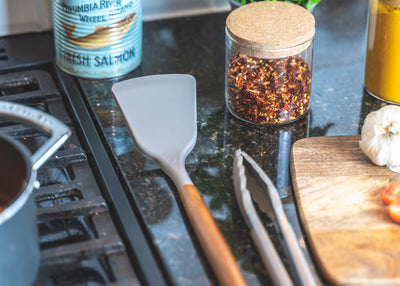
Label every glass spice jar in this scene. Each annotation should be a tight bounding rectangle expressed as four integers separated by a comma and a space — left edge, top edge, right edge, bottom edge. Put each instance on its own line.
225, 2, 315, 125
365, 0, 400, 104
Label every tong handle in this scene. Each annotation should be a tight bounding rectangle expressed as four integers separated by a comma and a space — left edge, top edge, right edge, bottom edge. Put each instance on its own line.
179, 184, 247, 286
248, 211, 294, 286
277, 210, 317, 286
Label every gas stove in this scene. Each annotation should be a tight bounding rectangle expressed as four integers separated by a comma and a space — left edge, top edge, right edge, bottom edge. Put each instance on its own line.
0, 32, 167, 286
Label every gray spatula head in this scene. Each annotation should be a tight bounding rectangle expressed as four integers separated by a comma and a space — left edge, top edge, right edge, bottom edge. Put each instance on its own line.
112, 74, 197, 183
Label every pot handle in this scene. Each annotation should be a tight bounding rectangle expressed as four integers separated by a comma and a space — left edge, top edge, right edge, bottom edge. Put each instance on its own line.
0, 101, 71, 170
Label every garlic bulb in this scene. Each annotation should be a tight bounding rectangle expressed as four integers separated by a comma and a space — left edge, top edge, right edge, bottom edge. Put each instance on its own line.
359, 105, 400, 170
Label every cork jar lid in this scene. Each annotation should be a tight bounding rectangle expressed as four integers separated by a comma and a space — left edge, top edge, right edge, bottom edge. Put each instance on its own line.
226, 1, 315, 58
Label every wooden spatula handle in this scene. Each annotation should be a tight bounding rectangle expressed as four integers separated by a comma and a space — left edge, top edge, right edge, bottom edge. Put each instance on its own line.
179, 184, 247, 286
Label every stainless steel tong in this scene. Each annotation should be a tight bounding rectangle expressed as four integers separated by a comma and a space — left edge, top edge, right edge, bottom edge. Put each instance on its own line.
233, 150, 317, 286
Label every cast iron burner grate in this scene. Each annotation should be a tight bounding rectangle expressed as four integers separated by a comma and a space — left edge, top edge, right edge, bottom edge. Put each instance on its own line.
0, 70, 139, 286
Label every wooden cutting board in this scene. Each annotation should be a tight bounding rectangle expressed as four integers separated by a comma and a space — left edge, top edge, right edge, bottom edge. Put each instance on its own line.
290, 135, 400, 286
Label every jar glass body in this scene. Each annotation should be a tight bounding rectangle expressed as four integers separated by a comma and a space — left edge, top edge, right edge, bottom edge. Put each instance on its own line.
365, 0, 400, 104
225, 31, 314, 125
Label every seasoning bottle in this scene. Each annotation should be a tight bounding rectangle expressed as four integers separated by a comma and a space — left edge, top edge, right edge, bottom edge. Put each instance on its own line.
365, 0, 400, 104
225, 2, 315, 125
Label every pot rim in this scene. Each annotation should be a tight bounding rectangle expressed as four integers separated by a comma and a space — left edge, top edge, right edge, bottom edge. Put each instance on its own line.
0, 133, 36, 225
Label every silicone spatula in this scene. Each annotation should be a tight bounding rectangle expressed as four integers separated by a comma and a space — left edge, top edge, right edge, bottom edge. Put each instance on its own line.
112, 74, 246, 286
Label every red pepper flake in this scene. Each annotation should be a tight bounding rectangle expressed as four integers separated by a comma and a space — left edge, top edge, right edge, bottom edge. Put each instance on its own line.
227, 52, 312, 124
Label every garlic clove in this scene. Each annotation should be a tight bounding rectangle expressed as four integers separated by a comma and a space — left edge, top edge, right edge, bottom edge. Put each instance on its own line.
389, 165, 400, 173
359, 105, 400, 168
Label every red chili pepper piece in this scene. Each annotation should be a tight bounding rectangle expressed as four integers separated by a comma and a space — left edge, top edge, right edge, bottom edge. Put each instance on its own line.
227, 52, 311, 124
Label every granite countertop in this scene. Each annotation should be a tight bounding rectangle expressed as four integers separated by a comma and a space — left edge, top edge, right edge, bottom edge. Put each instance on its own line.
78, 0, 388, 284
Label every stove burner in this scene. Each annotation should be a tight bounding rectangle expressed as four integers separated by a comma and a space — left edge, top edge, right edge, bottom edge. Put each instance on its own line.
0, 30, 167, 285
0, 78, 39, 96
0, 70, 141, 285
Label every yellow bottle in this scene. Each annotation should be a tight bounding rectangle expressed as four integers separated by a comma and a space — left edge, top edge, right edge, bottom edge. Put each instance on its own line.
365, 0, 400, 104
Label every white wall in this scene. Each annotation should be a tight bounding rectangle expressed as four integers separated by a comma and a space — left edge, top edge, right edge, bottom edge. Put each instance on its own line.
0, 0, 52, 36
0, 0, 230, 36
142, 0, 229, 21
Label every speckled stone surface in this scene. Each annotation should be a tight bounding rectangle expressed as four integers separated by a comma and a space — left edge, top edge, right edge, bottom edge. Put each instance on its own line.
78, 0, 390, 285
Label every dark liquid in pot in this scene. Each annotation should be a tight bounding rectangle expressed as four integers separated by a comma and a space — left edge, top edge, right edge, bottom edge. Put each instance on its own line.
0, 182, 26, 213
0, 135, 30, 214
